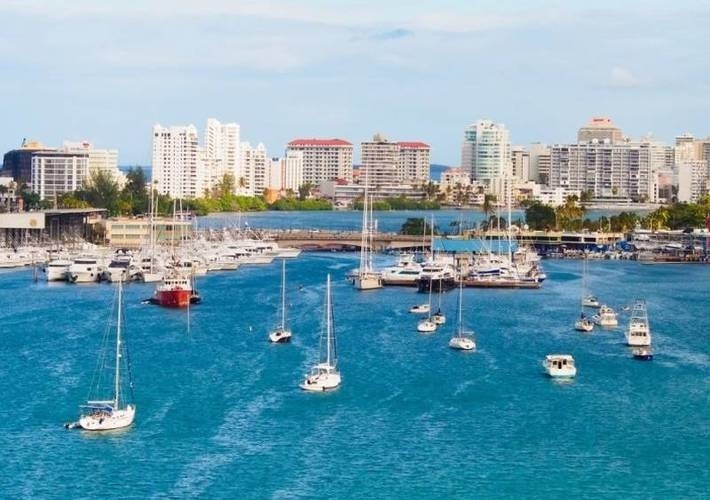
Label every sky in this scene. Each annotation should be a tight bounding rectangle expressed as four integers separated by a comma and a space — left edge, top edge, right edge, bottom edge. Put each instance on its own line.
1, 0, 709, 166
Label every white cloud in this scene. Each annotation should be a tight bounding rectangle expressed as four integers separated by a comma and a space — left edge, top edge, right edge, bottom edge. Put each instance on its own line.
609, 67, 641, 88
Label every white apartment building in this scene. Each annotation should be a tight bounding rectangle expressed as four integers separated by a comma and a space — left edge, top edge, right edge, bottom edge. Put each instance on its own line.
677, 160, 710, 202
31, 142, 121, 200
460, 120, 511, 182
397, 141, 430, 182
528, 143, 551, 184
286, 138, 353, 184
152, 124, 203, 199
267, 150, 303, 193
360, 134, 431, 187
511, 147, 529, 181
549, 140, 665, 202
204, 118, 240, 187
239, 142, 268, 196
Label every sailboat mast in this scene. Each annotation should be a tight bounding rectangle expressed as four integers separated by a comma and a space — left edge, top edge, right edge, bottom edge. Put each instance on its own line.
359, 173, 369, 274
457, 279, 463, 336
281, 259, 286, 328
325, 274, 332, 365
114, 280, 123, 408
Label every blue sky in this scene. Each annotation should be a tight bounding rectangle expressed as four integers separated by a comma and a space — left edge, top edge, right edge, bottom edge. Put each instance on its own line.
1, 0, 708, 165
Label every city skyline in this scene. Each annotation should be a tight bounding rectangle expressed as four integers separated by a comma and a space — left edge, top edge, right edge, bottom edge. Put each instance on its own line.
1, 0, 708, 165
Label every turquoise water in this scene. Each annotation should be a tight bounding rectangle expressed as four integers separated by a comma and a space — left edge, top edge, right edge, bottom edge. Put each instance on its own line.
0, 257, 708, 498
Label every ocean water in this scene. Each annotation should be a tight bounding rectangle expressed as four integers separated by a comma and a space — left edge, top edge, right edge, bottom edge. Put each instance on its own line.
0, 257, 708, 498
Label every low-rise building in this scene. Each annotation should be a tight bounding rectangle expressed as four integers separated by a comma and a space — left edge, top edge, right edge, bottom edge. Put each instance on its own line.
103, 216, 192, 248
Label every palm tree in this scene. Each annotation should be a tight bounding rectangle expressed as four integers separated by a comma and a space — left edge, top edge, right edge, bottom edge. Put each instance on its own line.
483, 194, 497, 219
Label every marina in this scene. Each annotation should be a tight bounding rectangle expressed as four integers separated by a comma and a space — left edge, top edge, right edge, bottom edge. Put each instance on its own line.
0, 248, 707, 497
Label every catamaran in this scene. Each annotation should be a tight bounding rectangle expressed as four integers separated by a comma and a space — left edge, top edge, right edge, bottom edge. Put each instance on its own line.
69, 280, 136, 430
269, 260, 292, 343
300, 274, 341, 391
448, 280, 476, 351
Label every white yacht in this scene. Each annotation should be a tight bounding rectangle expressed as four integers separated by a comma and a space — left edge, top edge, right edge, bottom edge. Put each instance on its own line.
67, 256, 104, 283
102, 252, 136, 282
543, 354, 577, 378
44, 258, 73, 282
409, 303, 430, 314
300, 274, 341, 392
380, 253, 422, 286
449, 280, 476, 351
72, 280, 136, 431
593, 305, 618, 327
626, 300, 651, 346
268, 260, 292, 344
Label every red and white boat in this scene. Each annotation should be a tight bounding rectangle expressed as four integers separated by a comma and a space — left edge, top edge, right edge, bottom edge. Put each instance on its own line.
154, 272, 192, 308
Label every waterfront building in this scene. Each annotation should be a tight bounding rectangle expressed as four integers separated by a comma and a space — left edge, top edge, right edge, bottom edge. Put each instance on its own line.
31, 142, 121, 201
1, 140, 52, 185
360, 134, 399, 187
267, 151, 304, 194
152, 124, 203, 199
205, 118, 240, 187
287, 138, 353, 184
577, 117, 624, 143
460, 120, 511, 182
528, 143, 550, 185
549, 139, 665, 202
318, 180, 426, 208
397, 141, 431, 183
104, 216, 192, 248
511, 147, 530, 181
239, 142, 268, 196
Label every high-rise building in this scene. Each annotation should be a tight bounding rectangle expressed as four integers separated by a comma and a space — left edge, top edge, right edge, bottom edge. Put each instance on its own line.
677, 160, 710, 202
30, 142, 120, 200
577, 117, 623, 143
528, 143, 551, 185
204, 118, 240, 187
549, 140, 665, 201
511, 147, 530, 181
267, 150, 304, 193
397, 141, 430, 183
152, 124, 202, 199
2, 140, 53, 185
239, 142, 268, 196
360, 134, 400, 187
460, 120, 511, 182
286, 138, 353, 184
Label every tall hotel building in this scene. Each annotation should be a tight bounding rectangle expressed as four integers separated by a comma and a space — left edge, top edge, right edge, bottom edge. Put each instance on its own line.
204, 118, 240, 186
286, 138, 353, 184
460, 120, 511, 182
152, 124, 202, 199
360, 134, 431, 186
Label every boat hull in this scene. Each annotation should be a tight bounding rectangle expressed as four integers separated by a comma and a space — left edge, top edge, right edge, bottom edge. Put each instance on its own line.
79, 405, 135, 431
449, 337, 475, 351
155, 289, 192, 308
416, 276, 457, 293
354, 274, 382, 290
269, 329, 292, 343
300, 373, 341, 391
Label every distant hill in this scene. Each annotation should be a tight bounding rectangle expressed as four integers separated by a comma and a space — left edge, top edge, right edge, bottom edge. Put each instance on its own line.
430, 164, 451, 181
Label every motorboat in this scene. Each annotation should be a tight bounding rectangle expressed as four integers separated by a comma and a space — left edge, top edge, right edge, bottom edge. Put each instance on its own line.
154, 271, 193, 308
66, 256, 104, 283
626, 300, 651, 346
380, 253, 422, 286
268, 260, 292, 344
44, 258, 73, 282
632, 347, 654, 361
300, 275, 341, 392
409, 303, 430, 314
593, 305, 618, 327
582, 294, 601, 308
543, 354, 577, 378
102, 252, 137, 283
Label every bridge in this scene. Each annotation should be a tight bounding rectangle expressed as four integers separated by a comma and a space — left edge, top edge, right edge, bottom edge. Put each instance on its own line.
272, 230, 428, 251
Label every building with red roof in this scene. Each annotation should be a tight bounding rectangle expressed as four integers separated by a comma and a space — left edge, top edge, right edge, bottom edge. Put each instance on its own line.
286, 138, 353, 184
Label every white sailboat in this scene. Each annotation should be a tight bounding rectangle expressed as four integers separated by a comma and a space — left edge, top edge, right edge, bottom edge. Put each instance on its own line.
449, 280, 476, 351
73, 280, 136, 430
575, 255, 595, 332
300, 274, 341, 392
354, 171, 382, 290
432, 279, 446, 325
417, 276, 437, 333
269, 260, 292, 343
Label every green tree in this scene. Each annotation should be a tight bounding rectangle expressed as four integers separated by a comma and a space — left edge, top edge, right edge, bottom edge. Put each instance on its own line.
482, 194, 497, 219
298, 182, 314, 201
79, 170, 121, 216
400, 217, 437, 235
121, 167, 150, 215
525, 202, 556, 230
